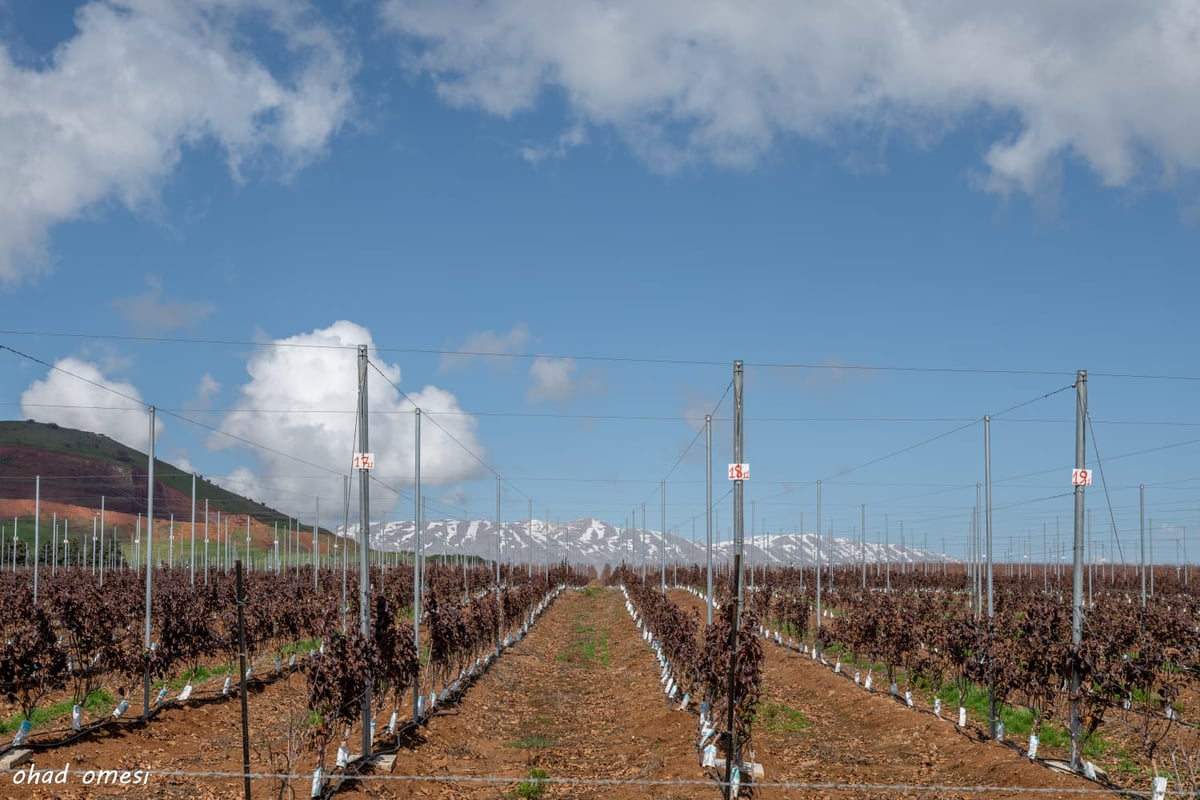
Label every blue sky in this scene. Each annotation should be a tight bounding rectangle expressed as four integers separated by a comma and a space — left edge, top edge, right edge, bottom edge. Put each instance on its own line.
1, 1, 1198, 564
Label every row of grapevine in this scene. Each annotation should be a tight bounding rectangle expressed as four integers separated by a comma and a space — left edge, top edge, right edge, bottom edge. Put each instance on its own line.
617, 570, 763, 795
0, 562, 587, 756
681, 562, 1200, 794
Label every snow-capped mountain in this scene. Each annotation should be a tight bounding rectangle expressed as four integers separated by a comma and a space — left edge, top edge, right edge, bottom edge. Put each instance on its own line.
336, 517, 953, 570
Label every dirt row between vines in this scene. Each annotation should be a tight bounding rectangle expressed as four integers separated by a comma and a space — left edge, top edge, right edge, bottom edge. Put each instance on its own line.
667, 588, 1106, 800
11, 586, 712, 800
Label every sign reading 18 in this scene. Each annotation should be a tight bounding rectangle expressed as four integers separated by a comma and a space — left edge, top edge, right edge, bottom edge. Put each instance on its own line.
728, 463, 750, 481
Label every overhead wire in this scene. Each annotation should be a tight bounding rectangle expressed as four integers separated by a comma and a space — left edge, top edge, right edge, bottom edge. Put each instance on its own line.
10, 329, 1200, 380
1086, 408, 1127, 565
365, 360, 538, 514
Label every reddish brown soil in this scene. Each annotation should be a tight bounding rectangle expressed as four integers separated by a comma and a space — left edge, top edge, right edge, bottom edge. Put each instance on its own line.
666, 589, 1105, 799
9, 587, 711, 800
4, 585, 1131, 800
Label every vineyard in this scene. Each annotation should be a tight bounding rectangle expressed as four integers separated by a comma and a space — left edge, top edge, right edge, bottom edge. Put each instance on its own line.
1, 549, 1197, 797
0, 360, 1196, 799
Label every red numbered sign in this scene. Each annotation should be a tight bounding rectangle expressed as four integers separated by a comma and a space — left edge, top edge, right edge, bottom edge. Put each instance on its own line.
728, 463, 750, 481
1071, 468, 1092, 486
353, 452, 375, 470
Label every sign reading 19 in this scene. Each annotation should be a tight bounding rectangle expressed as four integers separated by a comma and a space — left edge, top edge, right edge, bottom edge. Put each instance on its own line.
728, 463, 750, 481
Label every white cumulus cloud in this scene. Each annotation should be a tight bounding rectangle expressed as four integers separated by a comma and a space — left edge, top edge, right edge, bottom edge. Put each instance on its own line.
380, 0, 1200, 197
111, 274, 215, 331
0, 0, 355, 285
20, 357, 163, 450
213, 320, 485, 518
527, 356, 578, 404
439, 324, 532, 372
196, 373, 221, 403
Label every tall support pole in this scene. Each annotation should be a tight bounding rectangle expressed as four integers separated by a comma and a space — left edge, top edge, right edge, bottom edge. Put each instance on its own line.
341, 476, 349, 631
723, 360, 745, 800
1149, 515, 1154, 598
190, 473, 197, 587
313, 497, 319, 588
1087, 508, 1092, 606
984, 414, 995, 739
661, 480, 667, 594
495, 475, 501, 658
975, 484, 982, 615
861, 504, 867, 590
706, 414, 713, 626
144, 405, 156, 720
749, 500, 756, 591
100, 495, 106, 587
236, 560, 252, 800
33, 476, 40, 604
1140, 484, 1146, 608
641, 503, 647, 581
884, 513, 890, 592
828, 520, 835, 592
815, 480, 823, 639
1070, 370, 1087, 771
413, 408, 422, 723
203, 499, 208, 587
355, 345, 372, 758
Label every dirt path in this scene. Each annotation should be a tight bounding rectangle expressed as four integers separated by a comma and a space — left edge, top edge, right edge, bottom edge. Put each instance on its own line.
667, 588, 1106, 800
381, 585, 709, 799
8, 587, 710, 800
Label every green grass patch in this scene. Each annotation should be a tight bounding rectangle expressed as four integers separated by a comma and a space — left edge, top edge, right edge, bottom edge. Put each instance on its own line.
765, 619, 807, 638
152, 662, 231, 691
0, 688, 114, 733
511, 767, 550, 799
556, 618, 610, 667
754, 701, 811, 734
281, 638, 322, 657
579, 586, 604, 598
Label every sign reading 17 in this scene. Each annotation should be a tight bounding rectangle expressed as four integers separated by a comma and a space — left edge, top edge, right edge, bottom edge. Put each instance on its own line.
728, 463, 750, 481
353, 452, 375, 470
